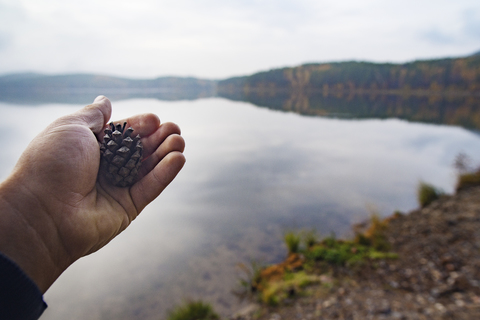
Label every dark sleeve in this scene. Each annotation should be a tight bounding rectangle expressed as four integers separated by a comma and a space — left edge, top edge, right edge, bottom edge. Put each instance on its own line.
0, 252, 47, 320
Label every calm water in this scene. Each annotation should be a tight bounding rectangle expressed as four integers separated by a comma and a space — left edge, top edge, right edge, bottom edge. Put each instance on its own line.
1, 96, 480, 319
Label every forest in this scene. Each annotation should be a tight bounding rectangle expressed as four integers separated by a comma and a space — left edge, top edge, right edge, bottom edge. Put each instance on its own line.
217, 53, 480, 95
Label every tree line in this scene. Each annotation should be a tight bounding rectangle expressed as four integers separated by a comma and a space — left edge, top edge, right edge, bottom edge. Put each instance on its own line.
218, 54, 480, 94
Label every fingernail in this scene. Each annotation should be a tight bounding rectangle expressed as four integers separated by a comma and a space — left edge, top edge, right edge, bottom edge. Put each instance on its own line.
94, 95, 106, 103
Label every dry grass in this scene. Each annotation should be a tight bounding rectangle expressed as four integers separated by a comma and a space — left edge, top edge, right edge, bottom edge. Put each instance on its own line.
456, 169, 480, 191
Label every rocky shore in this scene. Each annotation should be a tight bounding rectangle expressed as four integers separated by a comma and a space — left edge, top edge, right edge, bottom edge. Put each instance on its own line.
231, 186, 480, 320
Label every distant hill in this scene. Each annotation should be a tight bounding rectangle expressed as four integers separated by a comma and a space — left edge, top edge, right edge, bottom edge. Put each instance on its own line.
2, 53, 480, 105
0, 73, 217, 104
0, 73, 216, 92
218, 54, 480, 96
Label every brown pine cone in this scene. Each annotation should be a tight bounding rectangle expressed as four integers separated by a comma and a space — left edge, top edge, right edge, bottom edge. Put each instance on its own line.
99, 122, 143, 187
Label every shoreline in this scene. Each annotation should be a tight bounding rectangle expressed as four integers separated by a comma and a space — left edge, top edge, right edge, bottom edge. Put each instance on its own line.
231, 186, 480, 319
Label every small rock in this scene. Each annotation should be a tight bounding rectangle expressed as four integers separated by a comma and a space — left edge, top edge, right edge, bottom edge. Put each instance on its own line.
391, 311, 405, 319
416, 295, 426, 305
404, 268, 413, 277
455, 299, 465, 307
431, 284, 453, 298
434, 303, 446, 313
232, 303, 260, 319
454, 274, 471, 291
446, 263, 456, 271
431, 269, 443, 281
269, 313, 281, 320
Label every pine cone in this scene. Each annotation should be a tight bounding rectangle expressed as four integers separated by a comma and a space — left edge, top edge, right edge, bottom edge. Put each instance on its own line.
99, 122, 143, 187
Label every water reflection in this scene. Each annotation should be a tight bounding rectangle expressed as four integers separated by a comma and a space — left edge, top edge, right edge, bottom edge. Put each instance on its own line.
0, 88, 216, 105
217, 90, 480, 131
3, 85, 480, 131
1, 97, 480, 319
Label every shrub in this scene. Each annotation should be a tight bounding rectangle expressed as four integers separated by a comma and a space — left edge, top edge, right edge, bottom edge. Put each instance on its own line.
417, 182, 441, 207
167, 300, 220, 320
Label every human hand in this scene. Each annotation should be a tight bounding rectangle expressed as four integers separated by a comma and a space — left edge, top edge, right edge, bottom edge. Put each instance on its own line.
0, 96, 185, 292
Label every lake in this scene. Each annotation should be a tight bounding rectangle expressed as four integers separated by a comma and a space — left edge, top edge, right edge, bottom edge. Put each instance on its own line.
1, 94, 480, 319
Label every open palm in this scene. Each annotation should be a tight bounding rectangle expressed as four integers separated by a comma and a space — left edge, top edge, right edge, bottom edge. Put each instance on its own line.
1, 96, 185, 292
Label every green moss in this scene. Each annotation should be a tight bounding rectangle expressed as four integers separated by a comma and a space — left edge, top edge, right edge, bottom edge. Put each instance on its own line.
167, 300, 220, 320
305, 238, 395, 266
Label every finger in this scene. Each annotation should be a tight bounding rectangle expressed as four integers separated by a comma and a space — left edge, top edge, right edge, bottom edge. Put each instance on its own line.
140, 122, 182, 158
140, 134, 185, 175
131, 151, 186, 212
47, 95, 112, 141
111, 113, 161, 140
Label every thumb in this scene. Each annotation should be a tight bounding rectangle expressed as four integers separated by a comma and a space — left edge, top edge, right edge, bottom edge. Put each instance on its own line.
80, 95, 112, 134
61, 95, 112, 135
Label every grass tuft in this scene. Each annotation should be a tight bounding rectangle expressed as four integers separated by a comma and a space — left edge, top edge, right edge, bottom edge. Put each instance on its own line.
261, 271, 320, 306
302, 229, 319, 249
167, 300, 220, 320
456, 169, 480, 191
236, 260, 264, 293
361, 214, 390, 251
417, 182, 442, 207
247, 215, 397, 306
284, 231, 301, 254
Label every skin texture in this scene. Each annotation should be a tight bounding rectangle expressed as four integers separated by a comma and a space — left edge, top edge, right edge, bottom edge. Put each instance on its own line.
0, 96, 186, 293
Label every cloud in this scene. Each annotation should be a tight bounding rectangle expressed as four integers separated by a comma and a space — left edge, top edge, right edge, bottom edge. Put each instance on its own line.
463, 9, 480, 39
0, 33, 10, 52
0, 0, 479, 78
422, 29, 456, 45
420, 6, 480, 50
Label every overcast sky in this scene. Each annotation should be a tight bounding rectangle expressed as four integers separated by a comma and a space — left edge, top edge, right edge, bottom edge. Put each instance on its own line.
0, 0, 479, 79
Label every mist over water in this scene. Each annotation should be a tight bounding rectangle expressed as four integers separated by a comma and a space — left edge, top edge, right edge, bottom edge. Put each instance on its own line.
1, 97, 480, 319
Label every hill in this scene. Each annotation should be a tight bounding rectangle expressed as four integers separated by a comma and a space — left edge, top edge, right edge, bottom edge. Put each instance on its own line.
218, 55, 480, 95
0, 73, 217, 104
0, 73, 216, 91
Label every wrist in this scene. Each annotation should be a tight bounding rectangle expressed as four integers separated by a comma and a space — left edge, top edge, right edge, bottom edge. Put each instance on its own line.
0, 175, 69, 293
